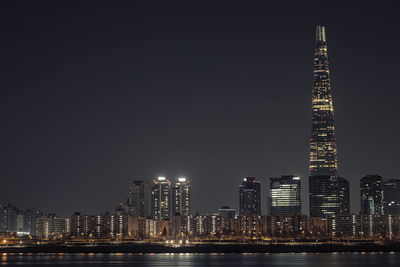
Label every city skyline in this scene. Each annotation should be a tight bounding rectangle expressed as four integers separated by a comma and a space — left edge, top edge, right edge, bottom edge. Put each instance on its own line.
1, 2, 400, 216
4, 173, 400, 240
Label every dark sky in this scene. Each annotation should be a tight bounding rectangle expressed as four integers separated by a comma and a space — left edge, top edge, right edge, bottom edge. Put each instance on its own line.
1, 1, 400, 216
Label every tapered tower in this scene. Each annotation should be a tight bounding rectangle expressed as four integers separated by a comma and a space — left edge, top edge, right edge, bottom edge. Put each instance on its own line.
309, 25, 338, 176
308, 26, 349, 218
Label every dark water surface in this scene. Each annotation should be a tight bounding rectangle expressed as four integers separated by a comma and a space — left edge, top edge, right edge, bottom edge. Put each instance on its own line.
1, 253, 400, 266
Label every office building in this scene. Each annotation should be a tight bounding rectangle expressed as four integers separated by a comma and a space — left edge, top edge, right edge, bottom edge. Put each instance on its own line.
308, 26, 350, 218
309, 25, 338, 177
269, 175, 301, 215
309, 175, 350, 217
239, 177, 261, 216
360, 175, 384, 215
383, 178, 400, 214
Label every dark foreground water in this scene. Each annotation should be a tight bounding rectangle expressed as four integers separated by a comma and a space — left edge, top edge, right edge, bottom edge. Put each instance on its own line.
1, 253, 400, 266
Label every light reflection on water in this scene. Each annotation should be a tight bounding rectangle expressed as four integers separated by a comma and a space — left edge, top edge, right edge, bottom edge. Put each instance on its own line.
1, 253, 400, 266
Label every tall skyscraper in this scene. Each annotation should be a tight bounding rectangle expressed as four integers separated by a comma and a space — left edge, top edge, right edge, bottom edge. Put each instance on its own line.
269, 175, 301, 215
309, 175, 350, 217
128, 180, 151, 217
360, 175, 384, 215
172, 177, 191, 217
238, 177, 261, 216
308, 26, 349, 218
151, 177, 171, 220
309, 25, 338, 177
383, 178, 400, 214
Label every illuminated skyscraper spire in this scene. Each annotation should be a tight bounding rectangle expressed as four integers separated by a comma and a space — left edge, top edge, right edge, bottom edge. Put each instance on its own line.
309, 26, 338, 176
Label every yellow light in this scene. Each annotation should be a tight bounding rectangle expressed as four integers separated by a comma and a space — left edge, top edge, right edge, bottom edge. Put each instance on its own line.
2, 239, 6, 244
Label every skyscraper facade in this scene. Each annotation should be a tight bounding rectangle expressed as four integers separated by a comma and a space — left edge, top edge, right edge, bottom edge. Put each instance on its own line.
269, 175, 301, 215
151, 177, 171, 220
239, 177, 261, 216
128, 180, 151, 217
308, 26, 349, 218
383, 178, 400, 214
309, 175, 350, 218
360, 175, 384, 215
309, 25, 338, 177
172, 177, 191, 217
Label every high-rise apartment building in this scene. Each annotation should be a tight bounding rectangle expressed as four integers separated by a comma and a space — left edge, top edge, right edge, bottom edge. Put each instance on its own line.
23, 207, 41, 236
172, 177, 191, 217
151, 177, 171, 220
36, 214, 69, 238
269, 175, 301, 215
239, 177, 261, 216
383, 178, 400, 214
0, 203, 18, 231
128, 180, 151, 217
360, 175, 384, 215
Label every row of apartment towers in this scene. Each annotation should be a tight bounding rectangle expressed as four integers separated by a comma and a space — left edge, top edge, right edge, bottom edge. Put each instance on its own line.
129, 26, 400, 220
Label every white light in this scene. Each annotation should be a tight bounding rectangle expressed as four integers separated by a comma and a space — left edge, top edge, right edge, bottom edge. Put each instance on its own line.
293, 177, 300, 180
243, 178, 247, 182
158, 177, 166, 181
178, 177, 186, 182
16, 231, 30, 236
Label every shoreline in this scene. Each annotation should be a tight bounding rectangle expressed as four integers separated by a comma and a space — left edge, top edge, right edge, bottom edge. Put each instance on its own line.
1, 243, 400, 254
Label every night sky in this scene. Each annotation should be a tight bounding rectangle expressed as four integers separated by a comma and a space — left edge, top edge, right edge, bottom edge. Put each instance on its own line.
1, 1, 400, 216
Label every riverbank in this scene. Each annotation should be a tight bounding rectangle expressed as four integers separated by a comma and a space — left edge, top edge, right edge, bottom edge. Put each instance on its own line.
1, 243, 400, 253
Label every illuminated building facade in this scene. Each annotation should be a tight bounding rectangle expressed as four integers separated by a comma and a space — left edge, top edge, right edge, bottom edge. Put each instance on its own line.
360, 175, 384, 215
269, 175, 301, 215
309, 175, 350, 217
267, 214, 309, 238
309, 25, 338, 177
151, 177, 171, 220
36, 214, 69, 239
327, 214, 400, 239
239, 177, 261, 216
172, 177, 191, 217
308, 26, 349, 218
